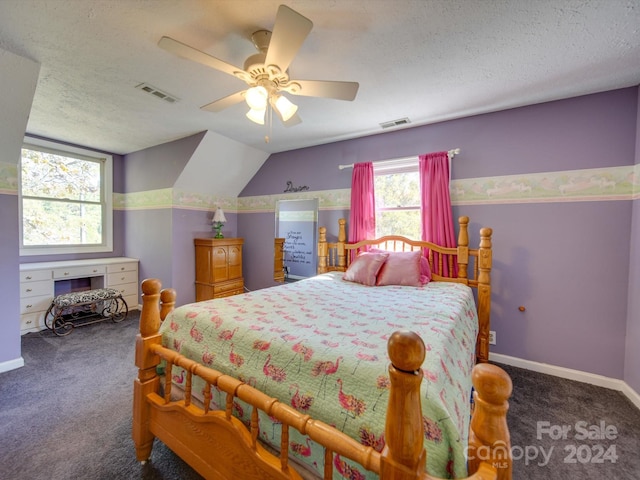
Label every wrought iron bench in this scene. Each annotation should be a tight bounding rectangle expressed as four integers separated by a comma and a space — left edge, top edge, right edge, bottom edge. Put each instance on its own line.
44, 288, 128, 336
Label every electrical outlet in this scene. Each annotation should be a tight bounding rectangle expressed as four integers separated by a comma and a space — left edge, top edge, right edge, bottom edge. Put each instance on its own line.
489, 330, 496, 345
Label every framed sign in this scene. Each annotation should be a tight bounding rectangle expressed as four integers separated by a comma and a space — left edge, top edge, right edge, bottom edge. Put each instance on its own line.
275, 198, 318, 280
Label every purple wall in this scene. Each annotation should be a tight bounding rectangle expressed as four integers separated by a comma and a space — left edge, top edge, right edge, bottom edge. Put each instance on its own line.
239, 88, 638, 381
0, 193, 21, 363
624, 93, 640, 393
122, 133, 239, 306
123, 207, 239, 307
627, 199, 640, 392
124, 132, 205, 192
242, 89, 637, 196
171, 209, 238, 306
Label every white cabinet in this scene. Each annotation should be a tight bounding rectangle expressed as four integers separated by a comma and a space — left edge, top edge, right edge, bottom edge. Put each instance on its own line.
19, 257, 139, 335
19, 277, 53, 333
106, 262, 139, 308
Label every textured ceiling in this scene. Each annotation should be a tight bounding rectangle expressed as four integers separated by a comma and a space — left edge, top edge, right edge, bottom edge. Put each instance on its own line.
0, 0, 639, 155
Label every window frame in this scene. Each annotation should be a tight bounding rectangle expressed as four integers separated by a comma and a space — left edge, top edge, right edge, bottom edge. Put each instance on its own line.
373, 156, 421, 239
19, 137, 113, 256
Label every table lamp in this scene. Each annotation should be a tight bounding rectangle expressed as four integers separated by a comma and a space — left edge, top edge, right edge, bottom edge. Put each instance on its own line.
212, 207, 227, 238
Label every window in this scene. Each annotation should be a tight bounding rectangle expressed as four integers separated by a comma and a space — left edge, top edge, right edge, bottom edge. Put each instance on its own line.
19, 138, 113, 256
374, 157, 421, 240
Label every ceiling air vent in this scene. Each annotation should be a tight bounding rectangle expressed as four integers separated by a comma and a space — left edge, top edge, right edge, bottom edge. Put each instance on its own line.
380, 117, 411, 129
135, 83, 179, 103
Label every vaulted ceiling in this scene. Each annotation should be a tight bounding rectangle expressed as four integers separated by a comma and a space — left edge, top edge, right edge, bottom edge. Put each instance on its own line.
1, 0, 639, 155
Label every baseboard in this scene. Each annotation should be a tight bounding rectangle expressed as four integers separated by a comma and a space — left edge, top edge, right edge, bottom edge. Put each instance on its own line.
489, 352, 640, 411
620, 382, 640, 411
0, 357, 25, 374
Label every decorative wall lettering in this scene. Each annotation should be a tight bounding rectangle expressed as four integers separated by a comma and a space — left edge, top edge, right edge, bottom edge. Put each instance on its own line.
284, 181, 310, 193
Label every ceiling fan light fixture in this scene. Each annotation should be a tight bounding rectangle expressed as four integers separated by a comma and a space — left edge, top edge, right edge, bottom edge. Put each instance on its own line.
245, 86, 268, 109
159, 5, 358, 133
246, 107, 266, 125
273, 95, 298, 122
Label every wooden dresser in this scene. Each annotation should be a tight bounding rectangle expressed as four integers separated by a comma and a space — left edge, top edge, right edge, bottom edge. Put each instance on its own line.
274, 238, 285, 282
194, 238, 244, 301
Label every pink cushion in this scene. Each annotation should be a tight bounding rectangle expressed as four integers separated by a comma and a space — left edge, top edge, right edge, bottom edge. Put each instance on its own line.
419, 256, 431, 283
342, 252, 389, 286
375, 250, 424, 287
370, 248, 431, 284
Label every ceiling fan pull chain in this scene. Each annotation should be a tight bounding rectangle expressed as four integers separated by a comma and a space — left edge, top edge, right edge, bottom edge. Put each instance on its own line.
265, 103, 272, 144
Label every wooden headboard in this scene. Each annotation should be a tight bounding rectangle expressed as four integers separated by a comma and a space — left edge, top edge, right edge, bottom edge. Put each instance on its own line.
317, 216, 493, 363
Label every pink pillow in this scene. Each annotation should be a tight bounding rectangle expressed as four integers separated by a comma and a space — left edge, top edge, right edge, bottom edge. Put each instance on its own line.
371, 248, 431, 285
419, 256, 431, 283
375, 250, 424, 287
342, 252, 389, 286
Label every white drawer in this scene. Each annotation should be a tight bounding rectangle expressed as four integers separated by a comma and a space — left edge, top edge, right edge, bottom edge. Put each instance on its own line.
21, 312, 46, 333
110, 282, 137, 298
107, 270, 138, 286
20, 294, 52, 314
20, 269, 52, 282
53, 265, 105, 279
20, 280, 52, 298
107, 262, 137, 274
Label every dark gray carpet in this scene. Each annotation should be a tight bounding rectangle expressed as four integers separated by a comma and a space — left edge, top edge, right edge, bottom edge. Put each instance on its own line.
0, 313, 638, 479
498, 363, 640, 479
0, 313, 200, 480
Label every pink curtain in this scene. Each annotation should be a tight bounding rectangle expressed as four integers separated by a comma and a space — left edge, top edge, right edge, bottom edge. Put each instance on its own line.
349, 162, 375, 244
419, 151, 457, 277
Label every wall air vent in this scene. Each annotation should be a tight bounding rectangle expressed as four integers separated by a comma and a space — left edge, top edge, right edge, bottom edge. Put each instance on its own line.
135, 83, 179, 103
380, 117, 411, 129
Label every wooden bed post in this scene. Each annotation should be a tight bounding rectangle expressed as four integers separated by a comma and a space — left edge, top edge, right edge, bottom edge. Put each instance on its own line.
160, 287, 176, 321
457, 216, 470, 280
468, 363, 513, 480
318, 226, 329, 274
476, 228, 493, 363
336, 217, 347, 269
317, 218, 347, 273
380, 330, 427, 479
132, 278, 175, 463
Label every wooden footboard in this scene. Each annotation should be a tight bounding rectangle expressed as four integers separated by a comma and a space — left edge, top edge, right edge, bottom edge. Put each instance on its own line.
133, 279, 512, 480
317, 216, 493, 364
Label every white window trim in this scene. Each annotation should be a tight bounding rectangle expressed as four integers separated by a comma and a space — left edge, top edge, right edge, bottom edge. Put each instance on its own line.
374, 156, 420, 212
372, 156, 418, 175
19, 137, 113, 256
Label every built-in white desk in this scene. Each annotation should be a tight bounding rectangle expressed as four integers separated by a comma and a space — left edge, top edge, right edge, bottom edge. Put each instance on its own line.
19, 257, 139, 334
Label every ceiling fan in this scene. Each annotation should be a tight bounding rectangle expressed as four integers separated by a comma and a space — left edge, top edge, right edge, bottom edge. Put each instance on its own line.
158, 4, 359, 129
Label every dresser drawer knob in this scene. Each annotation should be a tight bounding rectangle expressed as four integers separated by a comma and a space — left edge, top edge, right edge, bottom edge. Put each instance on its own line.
26, 288, 32, 292
26, 304, 33, 309
26, 275, 32, 280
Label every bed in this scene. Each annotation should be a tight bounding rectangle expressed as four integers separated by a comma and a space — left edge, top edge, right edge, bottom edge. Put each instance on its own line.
133, 216, 512, 480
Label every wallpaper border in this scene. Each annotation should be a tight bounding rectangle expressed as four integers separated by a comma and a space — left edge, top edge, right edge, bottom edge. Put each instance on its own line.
2, 163, 639, 207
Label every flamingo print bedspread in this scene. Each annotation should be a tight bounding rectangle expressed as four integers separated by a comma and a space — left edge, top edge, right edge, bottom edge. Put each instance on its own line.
159, 272, 478, 479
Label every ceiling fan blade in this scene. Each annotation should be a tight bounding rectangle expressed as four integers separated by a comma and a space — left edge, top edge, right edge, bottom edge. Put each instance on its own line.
264, 5, 313, 73
287, 80, 359, 101
158, 36, 242, 77
200, 90, 246, 112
